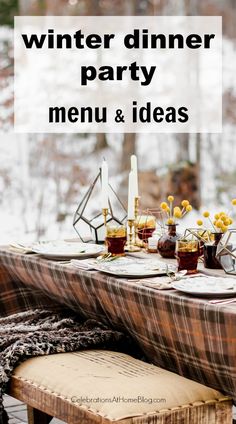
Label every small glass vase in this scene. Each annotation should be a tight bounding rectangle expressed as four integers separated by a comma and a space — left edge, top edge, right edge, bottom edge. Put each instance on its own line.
204, 232, 223, 269
158, 224, 180, 259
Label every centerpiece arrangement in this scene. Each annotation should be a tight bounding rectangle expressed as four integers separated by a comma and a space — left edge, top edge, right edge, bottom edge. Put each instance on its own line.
157, 196, 192, 258
196, 204, 235, 268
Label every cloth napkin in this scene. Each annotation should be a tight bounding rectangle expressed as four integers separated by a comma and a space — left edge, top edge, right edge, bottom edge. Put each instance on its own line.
133, 276, 173, 290
133, 273, 207, 290
70, 259, 96, 271
8, 243, 35, 254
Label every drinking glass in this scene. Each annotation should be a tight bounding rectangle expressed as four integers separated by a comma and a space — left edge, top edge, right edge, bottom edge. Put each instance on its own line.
106, 224, 127, 256
137, 213, 156, 243
176, 240, 199, 274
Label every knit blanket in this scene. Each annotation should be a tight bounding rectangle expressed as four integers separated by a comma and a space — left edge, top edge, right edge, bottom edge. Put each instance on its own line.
0, 309, 133, 424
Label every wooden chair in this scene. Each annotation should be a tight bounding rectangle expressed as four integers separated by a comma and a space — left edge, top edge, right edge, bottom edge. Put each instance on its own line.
8, 350, 232, 424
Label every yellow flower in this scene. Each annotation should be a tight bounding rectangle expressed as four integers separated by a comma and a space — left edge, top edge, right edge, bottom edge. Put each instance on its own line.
221, 215, 228, 223
167, 195, 174, 202
186, 205, 192, 212
232, 199, 236, 206
221, 225, 228, 233
181, 200, 189, 208
219, 212, 226, 217
173, 210, 182, 218
161, 202, 168, 210
197, 219, 203, 226
203, 211, 210, 218
214, 213, 219, 220
167, 218, 174, 225
228, 218, 233, 225
215, 220, 224, 229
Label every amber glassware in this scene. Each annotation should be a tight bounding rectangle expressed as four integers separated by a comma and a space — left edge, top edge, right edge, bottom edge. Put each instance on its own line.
136, 214, 156, 243
176, 240, 199, 274
158, 224, 181, 259
106, 224, 127, 256
204, 232, 223, 269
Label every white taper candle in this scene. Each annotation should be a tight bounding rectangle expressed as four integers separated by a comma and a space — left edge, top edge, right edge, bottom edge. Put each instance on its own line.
131, 154, 139, 197
128, 171, 135, 220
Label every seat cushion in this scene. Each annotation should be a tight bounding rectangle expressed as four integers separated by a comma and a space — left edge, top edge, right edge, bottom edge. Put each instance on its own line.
13, 350, 229, 421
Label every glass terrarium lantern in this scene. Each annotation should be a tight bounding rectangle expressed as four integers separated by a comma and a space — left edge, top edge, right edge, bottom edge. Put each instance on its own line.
73, 171, 127, 244
216, 229, 236, 274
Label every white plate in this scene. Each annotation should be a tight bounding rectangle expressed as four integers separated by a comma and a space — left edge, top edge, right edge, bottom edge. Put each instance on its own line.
172, 276, 236, 297
93, 258, 175, 278
31, 241, 104, 259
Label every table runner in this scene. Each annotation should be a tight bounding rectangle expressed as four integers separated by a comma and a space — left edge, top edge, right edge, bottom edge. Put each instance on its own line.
0, 247, 236, 401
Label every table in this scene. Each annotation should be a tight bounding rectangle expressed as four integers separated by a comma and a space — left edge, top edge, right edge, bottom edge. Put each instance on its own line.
0, 247, 236, 401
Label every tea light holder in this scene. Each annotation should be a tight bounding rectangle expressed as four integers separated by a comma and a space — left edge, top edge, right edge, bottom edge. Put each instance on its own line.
73, 170, 127, 244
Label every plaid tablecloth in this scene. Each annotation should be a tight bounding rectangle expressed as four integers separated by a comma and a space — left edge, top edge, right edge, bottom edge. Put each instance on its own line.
0, 247, 236, 400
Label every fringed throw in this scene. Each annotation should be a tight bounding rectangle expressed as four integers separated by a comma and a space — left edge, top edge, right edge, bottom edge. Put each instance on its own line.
0, 309, 132, 424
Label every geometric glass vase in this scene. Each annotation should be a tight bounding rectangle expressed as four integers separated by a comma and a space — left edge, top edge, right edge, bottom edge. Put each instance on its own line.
216, 229, 236, 275
73, 170, 127, 244
184, 228, 211, 243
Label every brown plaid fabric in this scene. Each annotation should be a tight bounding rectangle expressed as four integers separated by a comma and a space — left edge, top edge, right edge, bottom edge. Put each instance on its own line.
0, 252, 64, 316
0, 247, 236, 400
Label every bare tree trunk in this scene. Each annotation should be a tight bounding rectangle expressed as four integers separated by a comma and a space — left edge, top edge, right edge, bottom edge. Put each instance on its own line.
123, 0, 137, 15
120, 133, 136, 173
94, 133, 108, 151
36, 191, 45, 239
85, 0, 101, 15
176, 133, 190, 162
19, 0, 45, 14
45, 0, 58, 14
195, 132, 201, 208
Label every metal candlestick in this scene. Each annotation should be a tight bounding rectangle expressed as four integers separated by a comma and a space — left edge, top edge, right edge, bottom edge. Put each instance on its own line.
102, 207, 109, 249
134, 196, 143, 248
134, 196, 140, 221
125, 219, 141, 252
102, 208, 109, 229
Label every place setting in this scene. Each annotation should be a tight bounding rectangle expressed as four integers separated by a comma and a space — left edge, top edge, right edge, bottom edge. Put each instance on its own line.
9, 240, 104, 260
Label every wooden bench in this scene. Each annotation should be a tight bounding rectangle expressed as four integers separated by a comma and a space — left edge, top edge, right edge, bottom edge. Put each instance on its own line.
8, 350, 232, 424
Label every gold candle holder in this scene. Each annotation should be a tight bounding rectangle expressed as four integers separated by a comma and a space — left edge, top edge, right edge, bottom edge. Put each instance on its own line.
134, 196, 140, 220
102, 208, 109, 248
125, 219, 141, 252
102, 208, 109, 228
134, 196, 143, 248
